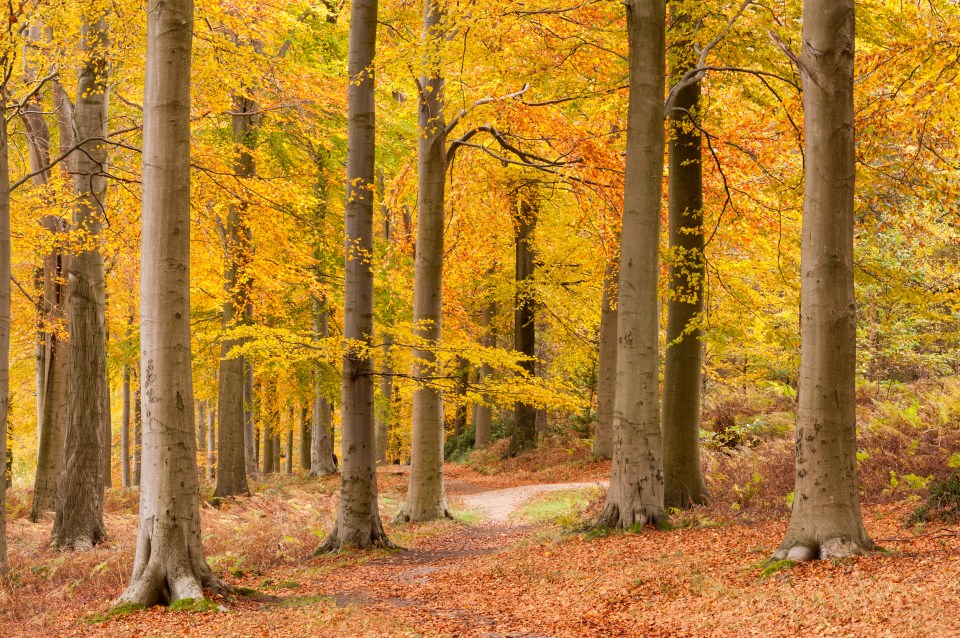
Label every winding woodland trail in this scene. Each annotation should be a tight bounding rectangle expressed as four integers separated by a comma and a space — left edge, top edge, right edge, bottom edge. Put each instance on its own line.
457, 481, 606, 522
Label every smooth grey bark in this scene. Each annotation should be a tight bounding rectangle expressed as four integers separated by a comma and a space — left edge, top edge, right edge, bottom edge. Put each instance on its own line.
0, 85, 12, 571
53, 14, 111, 550
598, 0, 666, 529
285, 418, 294, 474
207, 409, 215, 480
25, 23, 70, 522
121, 363, 131, 488
119, 0, 226, 605
374, 336, 393, 464
133, 381, 141, 487
773, 0, 873, 561
398, 0, 451, 523
300, 405, 310, 471
214, 94, 256, 498
453, 355, 470, 439
661, 19, 707, 509
322, 0, 390, 549
243, 353, 257, 477
509, 193, 537, 457
473, 301, 496, 449
592, 264, 617, 460
311, 296, 336, 475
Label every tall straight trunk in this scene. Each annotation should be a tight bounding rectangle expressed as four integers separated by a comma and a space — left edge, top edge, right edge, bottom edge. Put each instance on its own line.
374, 336, 393, 464
243, 352, 257, 477
773, 0, 873, 561
263, 421, 274, 473
311, 296, 336, 475
593, 263, 617, 459
400, 0, 450, 523
598, 0, 666, 529
207, 409, 215, 480
453, 356, 469, 440
510, 193, 537, 456
197, 401, 207, 474
26, 23, 70, 522
285, 415, 293, 474
661, 18, 707, 508
299, 405, 310, 471
473, 301, 496, 449
0, 84, 12, 571
133, 380, 141, 487
120, 0, 226, 605
121, 363, 131, 487
322, 0, 389, 549
272, 431, 281, 474
214, 94, 256, 498
53, 14, 111, 549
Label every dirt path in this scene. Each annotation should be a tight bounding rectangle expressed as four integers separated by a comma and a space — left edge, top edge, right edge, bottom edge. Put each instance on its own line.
457, 481, 606, 522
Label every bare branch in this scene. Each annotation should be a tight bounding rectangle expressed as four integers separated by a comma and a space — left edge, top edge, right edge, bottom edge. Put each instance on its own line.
444, 83, 529, 136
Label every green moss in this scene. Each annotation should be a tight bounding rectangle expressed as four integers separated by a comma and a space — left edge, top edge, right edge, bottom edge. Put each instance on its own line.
759, 559, 797, 579
169, 597, 222, 613
83, 602, 146, 624
276, 595, 331, 608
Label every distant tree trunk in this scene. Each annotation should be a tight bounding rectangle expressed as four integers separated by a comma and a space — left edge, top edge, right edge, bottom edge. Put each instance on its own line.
0, 78, 12, 571
598, 0, 666, 529
322, 0, 390, 549
374, 337, 393, 465
53, 13, 111, 549
272, 430, 281, 475
593, 263, 617, 459
400, 0, 451, 523
300, 405, 310, 471
121, 363, 131, 488
285, 413, 293, 474
214, 93, 256, 498
311, 296, 336, 475
243, 353, 257, 477
661, 16, 707, 508
773, 0, 873, 562
197, 401, 207, 475
119, 0, 227, 605
207, 408, 215, 480
454, 355, 470, 440
510, 192, 537, 456
473, 301, 496, 449
263, 422, 274, 474
25, 22, 70, 522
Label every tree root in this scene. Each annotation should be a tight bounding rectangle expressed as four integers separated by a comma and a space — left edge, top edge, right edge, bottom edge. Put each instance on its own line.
772, 535, 876, 562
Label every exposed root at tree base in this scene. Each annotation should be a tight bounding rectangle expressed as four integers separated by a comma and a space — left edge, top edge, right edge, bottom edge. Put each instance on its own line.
773, 536, 877, 562
317, 528, 396, 554
594, 502, 664, 531
392, 505, 454, 525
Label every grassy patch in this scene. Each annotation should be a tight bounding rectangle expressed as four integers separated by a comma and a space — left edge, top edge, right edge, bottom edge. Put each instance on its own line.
512, 487, 599, 527
169, 597, 223, 613
276, 595, 332, 608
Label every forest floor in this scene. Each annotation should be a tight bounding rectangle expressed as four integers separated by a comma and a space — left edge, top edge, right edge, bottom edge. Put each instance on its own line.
4, 437, 960, 637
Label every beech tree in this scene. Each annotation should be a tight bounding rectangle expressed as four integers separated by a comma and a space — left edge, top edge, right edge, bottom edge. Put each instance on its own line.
592, 264, 616, 460
119, 0, 226, 604
472, 299, 496, 449
772, 0, 874, 561
322, 0, 390, 549
661, 10, 708, 509
53, 12, 111, 549
509, 189, 538, 456
598, 0, 667, 529
398, 0, 452, 523
0, 33, 12, 571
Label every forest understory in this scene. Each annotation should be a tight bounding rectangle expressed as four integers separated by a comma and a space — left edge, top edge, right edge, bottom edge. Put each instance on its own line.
4, 379, 960, 638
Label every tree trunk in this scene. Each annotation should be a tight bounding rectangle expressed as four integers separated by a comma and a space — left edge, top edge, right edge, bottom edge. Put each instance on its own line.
197, 401, 207, 474
311, 296, 336, 475
598, 0, 666, 529
322, 0, 389, 549
473, 301, 495, 449
661, 16, 707, 509
53, 13, 111, 549
263, 420, 274, 474
0, 83, 12, 571
133, 380, 141, 487
510, 192, 537, 456
121, 363, 131, 488
453, 355, 469, 441
399, 0, 451, 523
207, 406, 215, 480
300, 405, 310, 471
374, 337, 392, 464
214, 94, 256, 498
593, 264, 617, 459
773, 0, 873, 562
119, 0, 227, 605
285, 417, 293, 475
25, 21, 70, 522
243, 353, 257, 477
